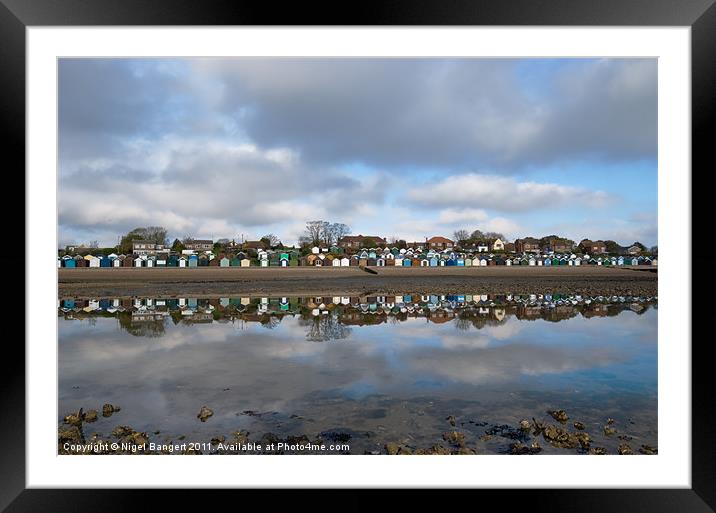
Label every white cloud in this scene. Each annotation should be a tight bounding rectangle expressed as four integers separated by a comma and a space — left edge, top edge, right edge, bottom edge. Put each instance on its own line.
407, 173, 611, 212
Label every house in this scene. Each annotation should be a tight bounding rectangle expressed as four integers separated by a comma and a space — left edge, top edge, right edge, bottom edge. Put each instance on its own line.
338, 235, 387, 250
132, 240, 170, 256
627, 244, 643, 255
184, 239, 214, 252
427, 236, 454, 250
579, 239, 607, 254
514, 237, 541, 253
504, 242, 516, 253
492, 238, 505, 251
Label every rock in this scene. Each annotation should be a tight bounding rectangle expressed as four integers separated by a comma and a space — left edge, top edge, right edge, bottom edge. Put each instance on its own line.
177, 435, 186, 440
232, 430, 250, 444
385, 442, 400, 455
446, 415, 457, 427
112, 426, 134, 438
573, 421, 585, 430
442, 431, 466, 447
639, 444, 658, 455
519, 419, 531, 431
454, 447, 476, 455
542, 425, 580, 449
589, 447, 607, 455
603, 426, 617, 436
286, 434, 310, 445
618, 434, 633, 441
574, 432, 592, 449
426, 444, 451, 455
211, 435, 226, 445
548, 410, 569, 423
606, 418, 615, 425
197, 406, 214, 422
530, 441, 542, 453
102, 404, 119, 418
510, 441, 541, 455
618, 443, 634, 455
479, 434, 493, 442
63, 412, 83, 427
259, 432, 279, 445
58, 426, 82, 444
82, 410, 98, 423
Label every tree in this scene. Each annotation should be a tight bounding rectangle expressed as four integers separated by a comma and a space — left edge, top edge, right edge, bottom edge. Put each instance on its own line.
453, 229, 470, 243
89, 240, 99, 249
362, 237, 376, 248
171, 238, 185, 252
483, 231, 506, 241
469, 229, 484, 240
118, 226, 169, 254
327, 223, 350, 246
261, 233, 281, 247
305, 220, 327, 246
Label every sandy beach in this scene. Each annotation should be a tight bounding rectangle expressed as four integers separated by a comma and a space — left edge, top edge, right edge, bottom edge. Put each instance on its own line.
58, 266, 657, 298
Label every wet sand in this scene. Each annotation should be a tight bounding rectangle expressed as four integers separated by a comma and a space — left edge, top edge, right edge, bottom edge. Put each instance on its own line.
58, 266, 657, 298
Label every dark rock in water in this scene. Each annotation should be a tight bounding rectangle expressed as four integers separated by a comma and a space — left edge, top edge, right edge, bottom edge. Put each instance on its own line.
603, 426, 617, 436
318, 430, 352, 443
58, 426, 82, 444
479, 434, 493, 442
454, 447, 477, 455
442, 431, 466, 447
112, 426, 134, 438
414, 444, 451, 455
260, 432, 280, 445
385, 442, 413, 455
197, 406, 214, 422
232, 430, 250, 444
573, 421, 585, 430
542, 425, 580, 449
63, 411, 83, 427
286, 434, 310, 445
574, 432, 591, 449
519, 419, 531, 431
606, 418, 615, 425
548, 410, 569, 423
446, 415, 457, 427
485, 424, 524, 440
509, 441, 542, 455
153, 430, 161, 435
82, 410, 98, 423
589, 447, 607, 455
618, 434, 633, 441
102, 404, 120, 418
240, 410, 261, 417
177, 435, 186, 441
639, 444, 658, 455
618, 443, 634, 455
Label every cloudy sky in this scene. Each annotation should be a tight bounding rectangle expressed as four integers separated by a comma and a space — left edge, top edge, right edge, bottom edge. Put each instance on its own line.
58, 58, 657, 248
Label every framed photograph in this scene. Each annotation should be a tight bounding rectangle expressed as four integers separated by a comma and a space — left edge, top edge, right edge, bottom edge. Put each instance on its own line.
5, 0, 709, 510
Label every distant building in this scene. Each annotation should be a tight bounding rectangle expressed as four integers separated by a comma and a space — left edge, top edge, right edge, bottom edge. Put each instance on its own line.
514, 237, 541, 253
132, 240, 169, 256
184, 239, 213, 252
579, 239, 607, 254
426, 236, 454, 250
338, 235, 387, 250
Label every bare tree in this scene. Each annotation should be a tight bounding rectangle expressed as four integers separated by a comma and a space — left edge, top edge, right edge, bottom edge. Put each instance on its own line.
327, 223, 350, 246
305, 220, 328, 245
453, 229, 470, 243
261, 233, 281, 247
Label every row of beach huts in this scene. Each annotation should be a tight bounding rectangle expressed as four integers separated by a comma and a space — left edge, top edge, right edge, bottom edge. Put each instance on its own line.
58, 248, 658, 268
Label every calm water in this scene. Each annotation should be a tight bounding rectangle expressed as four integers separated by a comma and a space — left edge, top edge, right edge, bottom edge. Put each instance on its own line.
58, 294, 657, 454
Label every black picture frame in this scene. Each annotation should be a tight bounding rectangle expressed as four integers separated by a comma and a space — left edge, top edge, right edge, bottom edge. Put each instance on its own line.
3, 0, 708, 510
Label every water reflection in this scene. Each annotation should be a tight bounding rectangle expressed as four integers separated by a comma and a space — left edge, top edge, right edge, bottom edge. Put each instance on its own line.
58, 293, 657, 454
58, 293, 657, 341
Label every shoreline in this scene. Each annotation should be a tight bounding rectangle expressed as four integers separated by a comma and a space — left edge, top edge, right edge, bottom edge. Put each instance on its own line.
58, 266, 657, 299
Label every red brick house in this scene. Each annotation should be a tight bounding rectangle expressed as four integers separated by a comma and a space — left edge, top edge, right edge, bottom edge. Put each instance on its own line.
338, 235, 387, 250
579, 239, 607, 254
427, 236, 454, 250
514, 237, 541, 253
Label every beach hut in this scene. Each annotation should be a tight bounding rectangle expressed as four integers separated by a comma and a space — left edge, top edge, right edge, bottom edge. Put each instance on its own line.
651, 258, 658, 267
188, 255, 198, 267
85, 255, 100, 268
505, 258, 512, 266
63, 256, 76, 268
367, 258, 377, 266
420, 258, 429, 267
199, 255, 210, 267
230, 256, 241, 267
220, 256, 230, 267
630, 257, 639, 266
332, 256, 341, 267
338, 257, 349, 267
167, 255, 177, 267
480, 258, 488, 267
456, 258, 465, 266
241, 258, 250, 267
403, 258, 412, 267
617, 256, 625, 266
178, 256, 187, 268
145, 256, 155, 268
133, 256, 144, 267
112, 255, 123, 267
99, 255, 112, 267
376, 257, 386, 266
